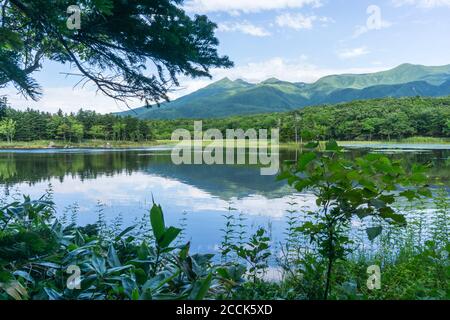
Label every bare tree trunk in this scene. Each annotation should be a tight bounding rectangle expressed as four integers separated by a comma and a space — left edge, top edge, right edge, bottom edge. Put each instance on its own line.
324, 255, 334, 300
324, 224, 335, 300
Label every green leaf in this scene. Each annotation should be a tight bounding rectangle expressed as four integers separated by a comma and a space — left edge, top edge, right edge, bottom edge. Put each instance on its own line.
0, 28, 23, 50
410, 172, 427, 184
369, 199, 386, 209
366, 226, 382, 241
216, 268, 230, 279
150, 203, 165, 241
294, 179, 311, 191
132, 288, 140, 300
345, 190, 363, 203
116, 225, 136, 240
276, 171, 292, 181
107, 244, 121, 268
142, 270, 180, 295
356, 208, 372, 219
379, 194, 395, 205
12, 271, 34, 284
158, 227, 182, 248
304, 141, 319, 149
189, 273, 213, 300
418, 188, 432, 198
400, 190, 418, 201
346, 170, 360, 181
179, 242, 190, 261
325, 140, 341, 151
93, 0, 114, 15
365, 153, 383, 162
44, 287, 62, 300
91, 255, 107, 275
137, 241, 150, 260
121, 277, 137, 299
297, 152, 316, 171
33, 262, 61, 269
380, 208, 406, 225
105, 265, 133, 275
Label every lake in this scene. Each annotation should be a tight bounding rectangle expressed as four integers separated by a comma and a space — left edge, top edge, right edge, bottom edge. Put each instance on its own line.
0, 145, 449, 253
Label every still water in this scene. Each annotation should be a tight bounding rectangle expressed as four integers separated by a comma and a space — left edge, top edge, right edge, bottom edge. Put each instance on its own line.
0, 145, 449, 253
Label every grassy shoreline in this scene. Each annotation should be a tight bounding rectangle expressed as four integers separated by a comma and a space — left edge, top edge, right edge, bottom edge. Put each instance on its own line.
337, 136, 450, 145
0, 136, 449, 150
0, 139, 174, 150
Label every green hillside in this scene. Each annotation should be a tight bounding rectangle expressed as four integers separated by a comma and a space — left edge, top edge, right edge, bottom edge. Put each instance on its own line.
147, 96, 450, 142
118, 64, 450, 119
309, 63, 450, 94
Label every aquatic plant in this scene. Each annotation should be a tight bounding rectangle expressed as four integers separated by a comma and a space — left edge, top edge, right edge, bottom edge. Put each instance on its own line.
278, 141, 432, 299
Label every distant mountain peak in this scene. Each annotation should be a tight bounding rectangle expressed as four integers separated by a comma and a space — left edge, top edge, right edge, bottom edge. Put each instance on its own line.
396, 63, 415, 68
390, 63, 424, 72
262, 77, 282, 84
206, 77, 236, 89
117, 63, 450, 120
216, 77, 232, 83
234, 78, 253, 86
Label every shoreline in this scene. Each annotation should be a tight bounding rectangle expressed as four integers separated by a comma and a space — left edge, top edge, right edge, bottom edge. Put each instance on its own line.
0, 138, 449, 151
0, 140, 173, 150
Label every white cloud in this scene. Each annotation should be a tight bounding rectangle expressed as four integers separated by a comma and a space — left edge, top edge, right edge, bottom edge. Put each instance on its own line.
211, 57, 384, 82
337, 47, 371, 59
392, 0, 450, 8
172, 57, 387, 99
275, 13, 317, 30
318, 16, 335, 26
184, 0, 322, 14
3, 85, 142, 114
218, 21, 271, 37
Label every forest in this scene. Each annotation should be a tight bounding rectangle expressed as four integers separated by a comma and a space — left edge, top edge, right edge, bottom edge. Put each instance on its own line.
1, 96, 449, 144
149, 96, 450, 142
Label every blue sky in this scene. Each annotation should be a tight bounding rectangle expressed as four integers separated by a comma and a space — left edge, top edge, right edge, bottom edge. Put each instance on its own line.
5, 0, 450, 113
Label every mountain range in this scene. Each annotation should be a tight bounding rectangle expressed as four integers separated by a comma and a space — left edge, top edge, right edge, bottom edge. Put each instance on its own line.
118, 63, 450, 119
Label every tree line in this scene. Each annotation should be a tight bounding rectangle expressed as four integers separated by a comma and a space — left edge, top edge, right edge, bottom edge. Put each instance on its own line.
0, 96, 449, 143
0, 100, 153, 143
148, 96, 450, 142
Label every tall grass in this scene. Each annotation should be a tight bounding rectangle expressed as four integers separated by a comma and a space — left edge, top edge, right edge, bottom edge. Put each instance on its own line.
0, 184, 448, 300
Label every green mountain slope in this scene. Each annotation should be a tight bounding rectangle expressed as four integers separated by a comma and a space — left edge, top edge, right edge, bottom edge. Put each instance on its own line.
308, 63, 450, 94
322, 79, 450, 104
118, 64, 450, 119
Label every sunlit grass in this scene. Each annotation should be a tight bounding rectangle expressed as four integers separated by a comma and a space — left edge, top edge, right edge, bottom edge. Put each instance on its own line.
0, 139, 172, 149
338, 137, 450, 145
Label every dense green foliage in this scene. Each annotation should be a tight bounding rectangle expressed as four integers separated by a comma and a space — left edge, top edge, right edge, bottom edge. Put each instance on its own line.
0, 106, 154, 142
0, 197, 219, 299
279, 141, 431, 299
0, 188, 448, 300
118, 64, 450, 119
0, 0, 231, 103
0, 118, 15, 143
1, 96, 449, 143
0, 148, 448, 300
148, 96, 450, 141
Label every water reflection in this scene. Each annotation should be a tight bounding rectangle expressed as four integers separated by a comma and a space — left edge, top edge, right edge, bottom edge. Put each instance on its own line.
0, 147, 448, 253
